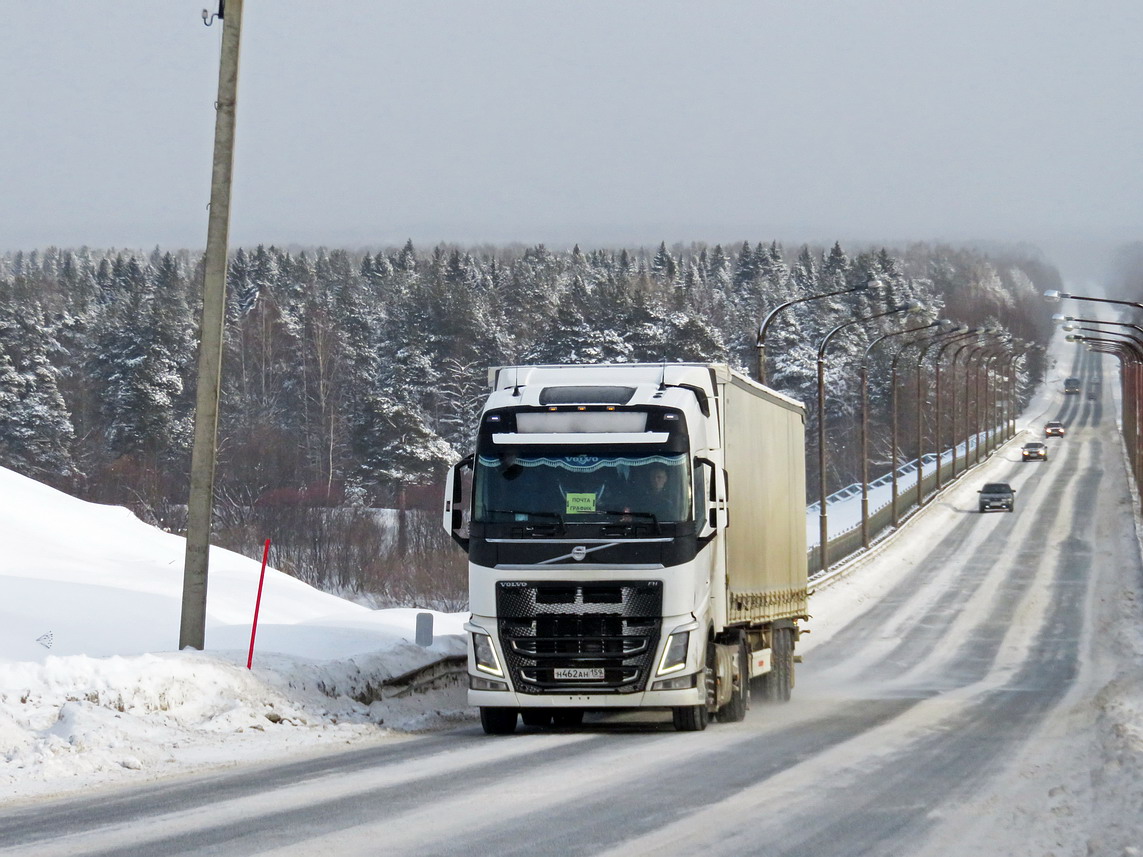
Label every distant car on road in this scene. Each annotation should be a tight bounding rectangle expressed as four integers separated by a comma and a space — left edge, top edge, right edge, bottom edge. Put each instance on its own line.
1044, 421, 1066, 437
978, 482, 1015, 512
1064, 377, 1081, 394
1022, 441, 1048, 461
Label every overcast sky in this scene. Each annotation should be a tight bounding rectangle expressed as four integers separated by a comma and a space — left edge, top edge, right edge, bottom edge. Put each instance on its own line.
3, 1, 1141, 274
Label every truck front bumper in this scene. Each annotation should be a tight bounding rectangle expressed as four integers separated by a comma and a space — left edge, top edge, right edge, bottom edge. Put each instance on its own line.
468, 684, 706, 710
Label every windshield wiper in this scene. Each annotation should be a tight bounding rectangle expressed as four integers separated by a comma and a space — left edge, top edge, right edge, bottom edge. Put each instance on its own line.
484, 509, 566, 531
603, 510, 661, 533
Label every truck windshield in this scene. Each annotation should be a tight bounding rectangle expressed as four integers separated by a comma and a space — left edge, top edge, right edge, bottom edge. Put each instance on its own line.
473, 449, 692, 524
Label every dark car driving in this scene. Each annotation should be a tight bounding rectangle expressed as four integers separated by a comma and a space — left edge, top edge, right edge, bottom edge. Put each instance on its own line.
1022, 442, 1048, 461
978, 482, 1015, 512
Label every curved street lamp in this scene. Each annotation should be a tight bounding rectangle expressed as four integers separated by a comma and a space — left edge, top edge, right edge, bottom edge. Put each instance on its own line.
996, 345, 1028, 444
858, 319, 946, 548
1053, 314, 1143, 338
1045, 290, 1143, 312
815, 301, 920, 572
971, 342, 1010, 463
886, 324, 950, 525
932, 328, 983, 489
961, 342, 1000, 467
946, 336, 984, 478
757, 276, 874, 384
1072, 336, 1143, 487
912, 327, 974, 507
980, 350, 1010, 456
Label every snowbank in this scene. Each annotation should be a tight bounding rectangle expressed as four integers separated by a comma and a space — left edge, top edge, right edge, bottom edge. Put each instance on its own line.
0, 466, 469, 801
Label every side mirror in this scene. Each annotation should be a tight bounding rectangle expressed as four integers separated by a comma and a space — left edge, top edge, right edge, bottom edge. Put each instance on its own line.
695, 457, 728, 537
443, 454, 473, 549
693, 459, 714, 539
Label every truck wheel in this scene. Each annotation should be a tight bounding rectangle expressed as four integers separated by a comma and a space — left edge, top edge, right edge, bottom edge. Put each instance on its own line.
520, 710, 552, 728
718, 639, 749, 723
763, 628, 793, 703
672, 703, 708, 731
551, 708, 584, 727
480, 707, 519, 735
674, 641, 714, 731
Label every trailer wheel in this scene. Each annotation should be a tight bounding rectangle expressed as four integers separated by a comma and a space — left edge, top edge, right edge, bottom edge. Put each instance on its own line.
480, 707, 519, 735
763, 627, 793, 703
551, 708, 584, 727
520, 710, 553, 728
718, 638, 749, 722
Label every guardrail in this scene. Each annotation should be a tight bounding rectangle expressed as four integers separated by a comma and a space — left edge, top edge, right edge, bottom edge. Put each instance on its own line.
808, 426, 1010, 575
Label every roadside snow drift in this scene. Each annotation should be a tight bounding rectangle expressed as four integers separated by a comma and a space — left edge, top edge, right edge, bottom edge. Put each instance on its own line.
0, 467, 468, 800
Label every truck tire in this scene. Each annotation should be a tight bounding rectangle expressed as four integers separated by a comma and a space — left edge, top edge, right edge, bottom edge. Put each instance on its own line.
480, 707, 519, 735
718, 639, 749, 723
674, 640, 715, 731
520, 710, 553, 728
763, 627, 793, 703
551, 708, 584, 727
672, 703, 708, 731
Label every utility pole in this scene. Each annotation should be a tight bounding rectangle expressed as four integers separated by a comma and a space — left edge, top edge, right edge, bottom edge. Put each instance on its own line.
180, 0, 244, 650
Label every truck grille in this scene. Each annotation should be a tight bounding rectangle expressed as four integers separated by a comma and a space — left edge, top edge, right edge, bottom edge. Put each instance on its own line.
495, 581, 662, 694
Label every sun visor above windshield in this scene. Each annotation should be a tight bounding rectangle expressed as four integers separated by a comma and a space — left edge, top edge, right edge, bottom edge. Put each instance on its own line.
538, 386, 637, 406
517, 410, 648, 433
492, 432, 670, 445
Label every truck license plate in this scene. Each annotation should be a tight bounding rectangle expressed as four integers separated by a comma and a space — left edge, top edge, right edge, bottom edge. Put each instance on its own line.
554, 667, 604, 680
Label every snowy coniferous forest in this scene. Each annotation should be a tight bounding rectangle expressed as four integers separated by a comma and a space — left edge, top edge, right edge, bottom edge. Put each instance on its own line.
0, 239, 1060, 605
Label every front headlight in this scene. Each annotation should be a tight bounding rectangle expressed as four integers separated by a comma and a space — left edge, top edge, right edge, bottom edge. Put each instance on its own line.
472, 632, 504, 677
657, 631, 690, 675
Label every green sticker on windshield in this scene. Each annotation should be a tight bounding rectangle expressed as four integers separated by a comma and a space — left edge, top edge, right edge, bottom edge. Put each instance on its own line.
566, 493, 596, 514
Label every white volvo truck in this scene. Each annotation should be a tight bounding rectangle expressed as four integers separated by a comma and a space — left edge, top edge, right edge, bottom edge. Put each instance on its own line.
443, 363, 808, 733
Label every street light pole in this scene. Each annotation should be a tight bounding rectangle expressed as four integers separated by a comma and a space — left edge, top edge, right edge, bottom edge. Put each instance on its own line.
857, 320, 945, 549
961, 344, 988, 467
1045, 290, 1143, 312
757, 278, 873, 384
968, 344, 1005, 463
1084, 341, 1143, 487
1053, 315, 1143, 339
932, 329, 980, 489
913, 328, 972, 506
1067, 332, 1143, 488
947, 338, 980, 479
996, 348, 1023, 445
181, 0, 245, 651
816, 302, 917, 572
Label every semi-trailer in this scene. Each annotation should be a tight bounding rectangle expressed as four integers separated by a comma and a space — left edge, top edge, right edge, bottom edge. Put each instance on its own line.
443, 363, 809, 733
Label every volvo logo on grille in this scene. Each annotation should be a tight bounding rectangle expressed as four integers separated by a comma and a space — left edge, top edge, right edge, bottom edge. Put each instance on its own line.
571, 545, 588, 561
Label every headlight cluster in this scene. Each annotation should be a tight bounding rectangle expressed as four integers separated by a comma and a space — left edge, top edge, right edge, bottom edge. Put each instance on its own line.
651, 630, 696, 691
472, 632, 503, 677
657, 631, 690, 675
470, 631, 508, 691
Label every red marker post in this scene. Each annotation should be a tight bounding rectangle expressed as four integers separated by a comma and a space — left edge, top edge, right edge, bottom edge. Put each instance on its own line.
247, 538, 271, 669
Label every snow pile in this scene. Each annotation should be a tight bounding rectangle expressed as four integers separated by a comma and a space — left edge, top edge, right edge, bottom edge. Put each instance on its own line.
0, 466, 468, 800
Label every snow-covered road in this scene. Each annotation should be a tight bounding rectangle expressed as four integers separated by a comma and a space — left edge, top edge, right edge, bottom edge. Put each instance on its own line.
3, 351, 1142, 856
